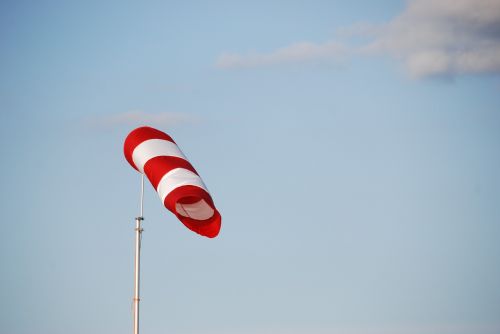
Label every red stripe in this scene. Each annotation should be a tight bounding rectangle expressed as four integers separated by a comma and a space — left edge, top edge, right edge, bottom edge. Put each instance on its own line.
164, 185, 221, 238
124, 126, 176, 171
143, 156, 198, 190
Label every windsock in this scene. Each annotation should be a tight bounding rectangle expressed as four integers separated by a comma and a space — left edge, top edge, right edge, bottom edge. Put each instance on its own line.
124, 126, 221, 238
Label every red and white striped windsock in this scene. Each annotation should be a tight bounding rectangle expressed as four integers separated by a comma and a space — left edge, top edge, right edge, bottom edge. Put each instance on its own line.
124, 126, 221, 238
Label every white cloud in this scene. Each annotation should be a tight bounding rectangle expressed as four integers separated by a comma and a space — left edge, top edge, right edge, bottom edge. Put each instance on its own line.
215, 41, 346, 69
216, 0, 500, 78
86, 111, 198, 129
366, 0, 500, 77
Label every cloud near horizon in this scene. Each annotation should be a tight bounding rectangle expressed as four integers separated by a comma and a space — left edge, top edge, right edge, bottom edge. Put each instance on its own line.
85, 111, 199, 130
216, 0, 500, 78
182, 322, 500, 334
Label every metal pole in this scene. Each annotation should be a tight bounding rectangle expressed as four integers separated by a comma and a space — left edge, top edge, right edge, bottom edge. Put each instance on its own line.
133, 174, 145, 334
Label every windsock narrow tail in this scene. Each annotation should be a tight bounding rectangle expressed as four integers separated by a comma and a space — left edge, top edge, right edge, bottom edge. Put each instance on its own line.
124, 126, 221, 238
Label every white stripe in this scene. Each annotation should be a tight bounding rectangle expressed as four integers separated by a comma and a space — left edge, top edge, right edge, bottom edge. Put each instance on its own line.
176, 199, 215, 220
132, 139, 186, 173
156, 168, 209, 203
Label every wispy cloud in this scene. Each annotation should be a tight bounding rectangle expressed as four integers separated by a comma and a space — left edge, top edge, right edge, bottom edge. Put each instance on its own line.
85, 111, 199, 130
181, 323, 500, 334
216, 0, 500, 78
216, 41, 347, 69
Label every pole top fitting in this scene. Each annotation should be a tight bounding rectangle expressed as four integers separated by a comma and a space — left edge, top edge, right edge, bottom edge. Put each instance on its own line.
135, 216, 144, 221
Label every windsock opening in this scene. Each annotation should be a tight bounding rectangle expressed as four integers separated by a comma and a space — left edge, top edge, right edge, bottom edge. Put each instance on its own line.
176, 197, 215, 220
164, 185, 221, 238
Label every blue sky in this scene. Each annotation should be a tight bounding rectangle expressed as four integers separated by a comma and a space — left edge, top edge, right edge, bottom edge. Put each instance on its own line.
1, 1, 500, 333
